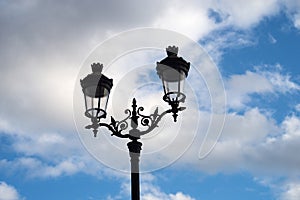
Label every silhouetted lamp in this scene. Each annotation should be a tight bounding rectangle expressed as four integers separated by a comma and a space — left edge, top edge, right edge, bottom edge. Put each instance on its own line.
80, 63, 113, 120
80, 46, 190, 200
156, 46, 190, 121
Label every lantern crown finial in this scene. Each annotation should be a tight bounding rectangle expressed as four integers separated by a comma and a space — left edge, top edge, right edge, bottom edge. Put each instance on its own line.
91, 63, 103, 74
166, 46, 178, 56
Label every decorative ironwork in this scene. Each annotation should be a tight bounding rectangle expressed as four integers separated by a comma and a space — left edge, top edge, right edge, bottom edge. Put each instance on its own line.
84, 98, 186, 139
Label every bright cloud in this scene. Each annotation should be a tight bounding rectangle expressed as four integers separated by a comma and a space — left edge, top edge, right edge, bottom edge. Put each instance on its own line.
226, 66, 300, 109
189, 111, 300, 177
108, 174, 195, 200
212, 0, 280, 28
283, 0, 300, 29
0, 156, 86, 178
141, 177, 196, 200
200, 30, 255, 63
226, 71, 273, 109
295, 104, 300, 112
142, 192, 195, 200
281, 182, 300, 200
153, 1, 216, 40
0, 182, 21, 200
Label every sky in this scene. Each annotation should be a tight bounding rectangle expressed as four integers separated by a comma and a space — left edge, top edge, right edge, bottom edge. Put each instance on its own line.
1, 0, 300, 200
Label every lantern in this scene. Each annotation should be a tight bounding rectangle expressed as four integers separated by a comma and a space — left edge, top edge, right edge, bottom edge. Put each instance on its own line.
80, 63, 113, 120
156, 46, 190, 105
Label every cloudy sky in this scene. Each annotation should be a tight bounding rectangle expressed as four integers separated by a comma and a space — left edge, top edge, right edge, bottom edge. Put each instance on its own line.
1, 0, 300, 199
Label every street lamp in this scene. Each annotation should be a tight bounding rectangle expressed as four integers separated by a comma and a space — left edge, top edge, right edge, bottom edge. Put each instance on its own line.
80, 46, 190, 200
80, 63, 113, 137
156, 46, 190, 122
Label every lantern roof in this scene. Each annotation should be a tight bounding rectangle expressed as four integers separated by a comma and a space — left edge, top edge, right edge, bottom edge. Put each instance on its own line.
80, 63, 113, 97
156, 46, 190, 79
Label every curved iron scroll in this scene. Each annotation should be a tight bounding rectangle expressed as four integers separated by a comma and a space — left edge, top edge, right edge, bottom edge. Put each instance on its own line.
85, 98, 186, 140
138, 109, 171, 136
85, 109, 131, 138
99, 109, 132, 138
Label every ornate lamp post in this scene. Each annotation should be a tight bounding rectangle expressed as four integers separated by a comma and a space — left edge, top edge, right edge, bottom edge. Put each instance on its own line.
80, 46, 190, 200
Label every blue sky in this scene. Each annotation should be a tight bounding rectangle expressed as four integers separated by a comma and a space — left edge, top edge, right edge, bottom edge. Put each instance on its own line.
1, 0, 300, 200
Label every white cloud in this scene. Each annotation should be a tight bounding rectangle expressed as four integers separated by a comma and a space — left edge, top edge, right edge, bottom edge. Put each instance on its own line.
281, 182, 300, 200
295, 104, 300, 112
0, 119, 18, 135
283, 0, 300, 29
225, 66, 300, 109
12, 132, 82, 160
282, 115, 300, 140
201, 30, 255, 64
0, 156, 87, 178
211, 0, 280, 28
294, 13, 300, 29
142, 192, 195, 200
188, 111, 300, 176
226, 71, 273, 109
268, 33, 277, 44
153, 1, 217, 40
141, 175, 195, 200
108, 174, 195, 200
0, 182, 21, 200
260, 69, 300, 93
179, 108, 277, 173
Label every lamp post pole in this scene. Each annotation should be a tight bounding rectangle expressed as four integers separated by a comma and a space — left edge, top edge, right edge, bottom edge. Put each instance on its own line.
80, 46, 190, 200
127, 98, 142, 200
128, 140, 142, 200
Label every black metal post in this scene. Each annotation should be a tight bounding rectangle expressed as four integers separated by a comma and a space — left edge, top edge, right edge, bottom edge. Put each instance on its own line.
127, 140, 142, 200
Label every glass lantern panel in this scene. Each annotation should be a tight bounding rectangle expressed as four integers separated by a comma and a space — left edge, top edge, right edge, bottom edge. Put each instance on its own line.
99, 91, 110, 113
178, 72, 186, 93
84, 86, 109, 118
162, 68, 186, 102
84, 84, 110, 98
